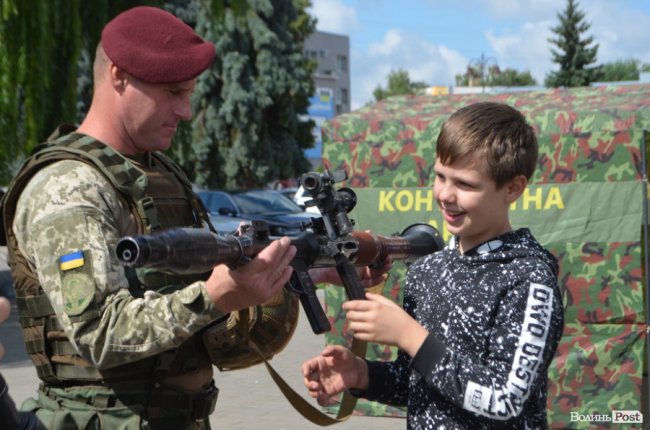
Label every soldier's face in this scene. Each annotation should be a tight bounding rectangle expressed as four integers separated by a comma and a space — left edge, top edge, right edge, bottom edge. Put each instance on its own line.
120, 75, 195, 153
433, 156, 515, 253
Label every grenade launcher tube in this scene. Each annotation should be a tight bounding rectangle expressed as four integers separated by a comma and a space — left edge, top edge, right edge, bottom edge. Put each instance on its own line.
116, 223, 444, 275
116, 224, 443, 334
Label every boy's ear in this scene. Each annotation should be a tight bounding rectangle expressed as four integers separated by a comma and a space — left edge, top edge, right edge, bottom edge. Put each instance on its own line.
505, 175, 528, 203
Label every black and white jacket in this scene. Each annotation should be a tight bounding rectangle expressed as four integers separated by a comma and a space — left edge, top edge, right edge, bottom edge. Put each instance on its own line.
356, 228, 565, 430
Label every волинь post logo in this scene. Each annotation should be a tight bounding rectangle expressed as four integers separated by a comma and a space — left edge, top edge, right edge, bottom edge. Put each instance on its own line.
570, 410, 643, 424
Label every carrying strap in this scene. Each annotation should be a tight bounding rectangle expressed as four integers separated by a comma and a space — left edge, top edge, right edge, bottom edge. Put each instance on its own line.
249, 339, 367, 426
249, 281, 385, 426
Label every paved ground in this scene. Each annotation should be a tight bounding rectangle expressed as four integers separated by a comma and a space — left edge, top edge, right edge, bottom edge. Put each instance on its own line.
0, 246, 403, 429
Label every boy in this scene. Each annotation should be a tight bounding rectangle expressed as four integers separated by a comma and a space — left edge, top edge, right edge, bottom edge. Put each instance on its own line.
302, 102, 565, 429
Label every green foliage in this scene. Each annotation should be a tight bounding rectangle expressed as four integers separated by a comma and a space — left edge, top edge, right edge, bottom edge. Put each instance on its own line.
545, 0, 599, 87
373, 69, 428, 102
596, 58, 641, 82
490, 68, 537, 86
455, 66, 536, 87
169, 0, 316, 190
0, 0, 159, 184
0, 0, 82, 183
0, 0, 315, 190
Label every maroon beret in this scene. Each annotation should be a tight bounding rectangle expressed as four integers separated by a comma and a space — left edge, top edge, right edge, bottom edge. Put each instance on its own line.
101, 6, 215, 83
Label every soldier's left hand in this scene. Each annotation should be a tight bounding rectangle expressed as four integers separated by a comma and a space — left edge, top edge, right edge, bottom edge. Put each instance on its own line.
204, 237, 296, 313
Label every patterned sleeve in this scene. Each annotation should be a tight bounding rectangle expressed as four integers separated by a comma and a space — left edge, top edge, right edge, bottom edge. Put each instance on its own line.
354, 349, 411, 406
13, 160, 225, 369
410, 263, 563, 422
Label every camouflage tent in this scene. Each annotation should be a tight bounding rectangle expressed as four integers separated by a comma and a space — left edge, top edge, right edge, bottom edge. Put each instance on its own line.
319, 84, 650, 429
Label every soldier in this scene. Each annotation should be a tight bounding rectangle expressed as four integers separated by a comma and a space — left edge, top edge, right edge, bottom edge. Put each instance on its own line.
1, 6, 387, 429
302, 102, 565, 429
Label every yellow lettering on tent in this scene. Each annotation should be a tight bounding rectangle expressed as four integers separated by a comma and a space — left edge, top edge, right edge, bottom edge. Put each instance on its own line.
415, 190, 433, 212
380, 187, 563, 213
395, 190, 414, 211
509, 186, 564, 211
544, 187, 564, 209
379, 189, 434, 212
379, 190, 396, 211
522, 187, 543, 210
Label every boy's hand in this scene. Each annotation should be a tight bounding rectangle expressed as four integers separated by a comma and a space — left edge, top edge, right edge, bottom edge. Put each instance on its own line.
343, 293, 429, 356
302, 345, 368, 406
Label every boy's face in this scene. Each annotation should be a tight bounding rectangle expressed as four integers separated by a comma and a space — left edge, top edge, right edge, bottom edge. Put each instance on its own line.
433, 156, 523, 253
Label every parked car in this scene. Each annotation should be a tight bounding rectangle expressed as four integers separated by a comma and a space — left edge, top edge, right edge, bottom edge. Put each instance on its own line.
277, 187, 298, 202
197, 189, 316, 236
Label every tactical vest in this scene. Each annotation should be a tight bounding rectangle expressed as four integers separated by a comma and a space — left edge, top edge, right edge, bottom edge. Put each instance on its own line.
1, 126, 214, 386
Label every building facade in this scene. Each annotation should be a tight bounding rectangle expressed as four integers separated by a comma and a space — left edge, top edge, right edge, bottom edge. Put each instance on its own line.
303, 31, 350, 168
304, 31, 351, 115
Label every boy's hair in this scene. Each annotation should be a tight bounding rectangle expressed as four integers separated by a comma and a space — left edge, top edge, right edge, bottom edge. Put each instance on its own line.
436, 102, 538, 188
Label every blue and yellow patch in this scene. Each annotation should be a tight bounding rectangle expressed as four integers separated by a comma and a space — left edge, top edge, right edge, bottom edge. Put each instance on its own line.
59, 251, 85, 271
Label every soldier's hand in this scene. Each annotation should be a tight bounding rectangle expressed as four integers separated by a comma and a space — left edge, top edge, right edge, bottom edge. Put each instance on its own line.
204, 237, 296, 313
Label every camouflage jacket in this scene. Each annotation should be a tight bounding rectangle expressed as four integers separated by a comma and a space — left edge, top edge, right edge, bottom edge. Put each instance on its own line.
11, 144, 224, 378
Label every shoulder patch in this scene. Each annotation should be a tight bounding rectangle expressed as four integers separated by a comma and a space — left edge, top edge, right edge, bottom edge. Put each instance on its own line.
59, 250, 96, 317
62, 272, 95, 316
60, 251, 85, 271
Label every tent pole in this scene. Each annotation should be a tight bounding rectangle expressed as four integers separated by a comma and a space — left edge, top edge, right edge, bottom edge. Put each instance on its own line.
641, 130, 650, 419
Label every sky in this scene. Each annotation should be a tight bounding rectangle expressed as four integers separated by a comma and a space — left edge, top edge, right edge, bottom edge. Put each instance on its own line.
308, 0, 650, 110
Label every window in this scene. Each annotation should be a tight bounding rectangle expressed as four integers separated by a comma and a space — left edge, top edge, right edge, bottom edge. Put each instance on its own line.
337, 88, 348, 105
336, 55, 347, 72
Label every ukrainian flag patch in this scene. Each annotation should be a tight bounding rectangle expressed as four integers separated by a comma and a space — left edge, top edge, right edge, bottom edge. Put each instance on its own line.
59, 251, 85, 271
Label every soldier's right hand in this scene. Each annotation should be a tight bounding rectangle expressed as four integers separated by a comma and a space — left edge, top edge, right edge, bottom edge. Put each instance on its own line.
203, 236, 296, 313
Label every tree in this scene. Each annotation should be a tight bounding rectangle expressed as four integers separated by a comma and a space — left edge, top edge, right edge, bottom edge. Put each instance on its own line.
0, 0, 316, 189
0, 0, 157, 184
0, 0, 82, 183
166, 0, 316, 190
373, 69, 428, 102
490, 69, 537, 86
596, 59, 642, 82
545, 0, 599, 87
455, 66, 536, 87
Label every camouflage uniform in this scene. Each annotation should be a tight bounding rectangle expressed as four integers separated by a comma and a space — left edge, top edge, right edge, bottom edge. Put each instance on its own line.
3, 130, 225, 429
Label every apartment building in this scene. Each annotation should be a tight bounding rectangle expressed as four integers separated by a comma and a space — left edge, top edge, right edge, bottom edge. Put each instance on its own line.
303, 31, 350, 167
